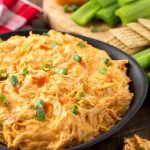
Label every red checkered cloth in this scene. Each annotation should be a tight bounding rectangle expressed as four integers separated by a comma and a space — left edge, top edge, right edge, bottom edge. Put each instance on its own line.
0, 0, 42, 33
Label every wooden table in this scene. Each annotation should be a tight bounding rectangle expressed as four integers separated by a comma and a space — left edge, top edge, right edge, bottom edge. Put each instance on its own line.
0, 1, 150, 150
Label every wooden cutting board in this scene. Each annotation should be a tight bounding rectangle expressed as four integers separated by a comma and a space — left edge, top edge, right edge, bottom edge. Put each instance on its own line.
43, 0, 113, 42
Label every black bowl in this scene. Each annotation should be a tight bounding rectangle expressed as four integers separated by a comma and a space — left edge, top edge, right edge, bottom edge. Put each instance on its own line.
0, 30, 148, 150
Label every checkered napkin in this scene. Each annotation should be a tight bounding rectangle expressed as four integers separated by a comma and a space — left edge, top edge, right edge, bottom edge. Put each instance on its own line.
0, 0, 42, 33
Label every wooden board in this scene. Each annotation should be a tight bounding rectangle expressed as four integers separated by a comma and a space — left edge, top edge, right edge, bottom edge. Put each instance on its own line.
43, 0, 114, 42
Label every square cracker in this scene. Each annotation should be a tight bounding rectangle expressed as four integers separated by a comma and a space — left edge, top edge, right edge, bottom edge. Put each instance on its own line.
138, 18, 150, 30
128, 22, 150, 41
109, 27, 149, 48
107, 35, 144, 55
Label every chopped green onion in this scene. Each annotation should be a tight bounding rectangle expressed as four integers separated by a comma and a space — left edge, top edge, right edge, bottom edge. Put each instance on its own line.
10, 75, 19, 86
42, 66, 50, 72
43, 32, 49, 36
64, 4, 69, 12
0, 71, 8, 81
73, 54, 82, 62
51, 41, 59, 49
99, 67, 108, 74
42, 59, 53, 72
34, 99, 44, 109
0, 39, 3, 44
71, 4, 79, 12
77, 41, 85, 48
90, 26, 100, 33
138, 147, 145, 150
36, 109, 46, 121
75, 91, 85, 101
71, 105, 79, 115
102, 57, 110, 64
21, 67, 29, 76
55, 67, 68, 75
0, 94, 6, 105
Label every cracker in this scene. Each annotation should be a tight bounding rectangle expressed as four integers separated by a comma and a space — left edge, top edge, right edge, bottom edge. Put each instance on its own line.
107, 35, 144, 55
109, 27, 149, 48
138, 18, 150, 30
128, 22, 150, 41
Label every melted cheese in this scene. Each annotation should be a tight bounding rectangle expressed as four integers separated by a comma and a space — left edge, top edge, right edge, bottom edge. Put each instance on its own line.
0, 30, 133, 150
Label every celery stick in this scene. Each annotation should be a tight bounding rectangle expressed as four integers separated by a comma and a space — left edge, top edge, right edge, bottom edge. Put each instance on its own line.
115, 0, 150, 24
132, 48, 150, 59
134, 52, 150, 69
96, 3, 120, 26
97, 0, 117, 8
71, 0, 101, 26
118, 0, 138, 7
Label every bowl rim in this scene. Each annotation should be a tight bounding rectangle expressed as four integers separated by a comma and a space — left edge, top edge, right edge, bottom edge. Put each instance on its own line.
0, 30, 148, 150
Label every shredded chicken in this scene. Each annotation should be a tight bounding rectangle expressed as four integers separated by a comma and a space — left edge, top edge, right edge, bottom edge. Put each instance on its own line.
123, 135, 150, 150
0, 30, 133, 150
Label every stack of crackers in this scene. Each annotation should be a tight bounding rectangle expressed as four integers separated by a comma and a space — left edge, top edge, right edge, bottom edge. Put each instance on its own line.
107, 18, 150, 55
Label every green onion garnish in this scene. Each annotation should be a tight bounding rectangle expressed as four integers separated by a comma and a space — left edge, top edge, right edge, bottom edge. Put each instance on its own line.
99, 67, 108, 74
71, 105, 79, 115
36, 109, 46, 121
55, 67, 68, 75
75, 91, 85, 101
42, 59, 53, 72
22, 67, 29, 76
0, 71, 8, 81
77, 41, 85, 48
64, 4, 69, 12
73, 54, 82, 62
51, 41, 59, 49
102, 57, 110, 64
10, 75, 19, 86
43, 32, 49, 36
138, 147, 145, 150
34, 99, 44, 109
90, 26, 100, 33
0, 94, 6, 105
